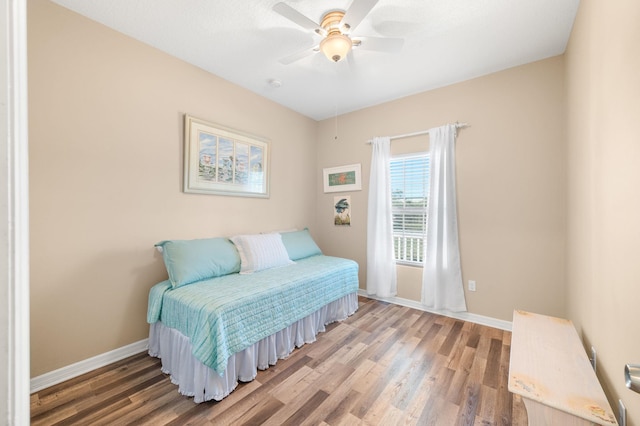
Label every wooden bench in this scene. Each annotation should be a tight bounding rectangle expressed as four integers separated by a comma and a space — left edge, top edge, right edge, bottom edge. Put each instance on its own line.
508, 310, 618, 425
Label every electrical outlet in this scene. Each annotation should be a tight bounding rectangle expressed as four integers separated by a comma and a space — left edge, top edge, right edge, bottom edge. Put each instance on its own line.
590, 346, 597, 372
468, 280, 476, 291
619, 399, 626, 426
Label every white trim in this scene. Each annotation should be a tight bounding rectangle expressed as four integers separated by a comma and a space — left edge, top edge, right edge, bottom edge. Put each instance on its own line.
30, 339, 149, 393
2, 0, 30, 423
358, 290, 512, 331
29, 292, 512, 394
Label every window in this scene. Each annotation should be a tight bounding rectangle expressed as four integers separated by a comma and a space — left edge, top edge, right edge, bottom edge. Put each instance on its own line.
390, 152, 429, 265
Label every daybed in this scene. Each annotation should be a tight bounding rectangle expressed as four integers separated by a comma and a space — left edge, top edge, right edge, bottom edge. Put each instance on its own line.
147, 229, 359, 403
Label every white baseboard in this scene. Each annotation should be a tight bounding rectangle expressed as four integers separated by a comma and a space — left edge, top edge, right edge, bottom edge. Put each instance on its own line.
358, 290, 512, 331
30, 339, 149, 394
31, 294, 510, 394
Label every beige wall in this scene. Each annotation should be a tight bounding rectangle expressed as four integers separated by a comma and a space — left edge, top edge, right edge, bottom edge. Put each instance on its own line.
565, 0, 640, 422
31, 3, 640, 423
316, 57, 567, 322
30, 0, 568, 376
28, 0, 317, 376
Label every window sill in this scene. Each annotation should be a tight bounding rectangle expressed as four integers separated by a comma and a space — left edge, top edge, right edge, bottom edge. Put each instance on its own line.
395, 261, 423, 268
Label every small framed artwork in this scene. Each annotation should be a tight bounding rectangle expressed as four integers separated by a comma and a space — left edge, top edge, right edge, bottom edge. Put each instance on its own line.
334, 196, 351, 226
183, 115, 269, 198
323, 163, 362, 193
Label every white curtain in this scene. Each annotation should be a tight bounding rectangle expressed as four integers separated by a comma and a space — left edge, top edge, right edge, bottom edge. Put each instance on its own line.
421, 125, 467, 312
367, 137, 397, 297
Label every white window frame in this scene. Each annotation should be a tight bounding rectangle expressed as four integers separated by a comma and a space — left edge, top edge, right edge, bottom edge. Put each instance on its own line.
390, 152, 429, 266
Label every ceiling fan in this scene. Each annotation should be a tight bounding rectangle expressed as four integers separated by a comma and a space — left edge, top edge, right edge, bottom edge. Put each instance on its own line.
273, 0, 404, 64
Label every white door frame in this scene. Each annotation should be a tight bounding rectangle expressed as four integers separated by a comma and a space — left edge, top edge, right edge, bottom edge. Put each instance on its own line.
1, 0, 30, 424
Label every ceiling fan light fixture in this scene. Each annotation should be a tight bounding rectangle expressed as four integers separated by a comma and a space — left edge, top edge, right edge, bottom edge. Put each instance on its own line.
320, 33, 352, 62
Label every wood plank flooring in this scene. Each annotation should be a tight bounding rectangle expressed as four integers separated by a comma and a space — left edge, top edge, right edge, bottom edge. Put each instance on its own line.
31, 297, 527, 425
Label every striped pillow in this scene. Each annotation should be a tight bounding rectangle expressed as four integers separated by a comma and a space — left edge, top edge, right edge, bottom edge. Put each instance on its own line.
230, 233, 295, 274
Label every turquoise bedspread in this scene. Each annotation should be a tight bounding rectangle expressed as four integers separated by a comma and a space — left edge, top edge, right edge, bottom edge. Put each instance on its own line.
147, 255, 358, 374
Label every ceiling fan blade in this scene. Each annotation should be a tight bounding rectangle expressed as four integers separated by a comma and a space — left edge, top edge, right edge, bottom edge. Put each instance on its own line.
341, 0, 379, 33
278, 45, 319, 65
273, 2, 322, 32
355, 36, 404, 52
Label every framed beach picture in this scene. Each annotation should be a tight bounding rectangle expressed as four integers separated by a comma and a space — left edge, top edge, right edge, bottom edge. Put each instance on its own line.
183, 115, 269, 198
323, 163, 362, 193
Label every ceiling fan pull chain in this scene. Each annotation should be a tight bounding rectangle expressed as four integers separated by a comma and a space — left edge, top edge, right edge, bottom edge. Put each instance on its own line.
335, 104, 339, 140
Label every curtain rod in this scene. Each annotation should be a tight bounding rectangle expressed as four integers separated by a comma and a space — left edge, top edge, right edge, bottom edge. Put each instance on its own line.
366, 121, 470, 144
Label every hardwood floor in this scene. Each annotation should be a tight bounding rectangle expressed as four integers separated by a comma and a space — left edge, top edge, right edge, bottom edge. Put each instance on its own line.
31, 297, 527, 425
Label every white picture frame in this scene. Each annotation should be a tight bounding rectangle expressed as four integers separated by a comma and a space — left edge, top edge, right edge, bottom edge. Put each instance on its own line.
323, 163, 362, 193
183, 115, 269, 198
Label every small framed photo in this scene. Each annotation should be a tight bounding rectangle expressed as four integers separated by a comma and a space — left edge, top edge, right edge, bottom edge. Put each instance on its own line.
183, 115, 269, 198
323, 163, 362, 193
334, 196, 351, 226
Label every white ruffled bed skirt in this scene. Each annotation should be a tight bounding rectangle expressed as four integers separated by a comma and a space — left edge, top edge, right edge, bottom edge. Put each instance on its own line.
148, 293, 358, 403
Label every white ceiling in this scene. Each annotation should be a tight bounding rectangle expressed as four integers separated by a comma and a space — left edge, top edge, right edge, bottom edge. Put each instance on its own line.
50, 0, 580, 121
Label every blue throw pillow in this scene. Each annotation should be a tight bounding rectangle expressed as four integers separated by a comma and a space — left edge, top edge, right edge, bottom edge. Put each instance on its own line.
155, 238, 241, 288
280, 229, 322, 260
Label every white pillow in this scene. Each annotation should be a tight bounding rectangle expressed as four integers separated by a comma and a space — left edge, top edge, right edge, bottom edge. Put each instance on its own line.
230, 233, 295, 274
